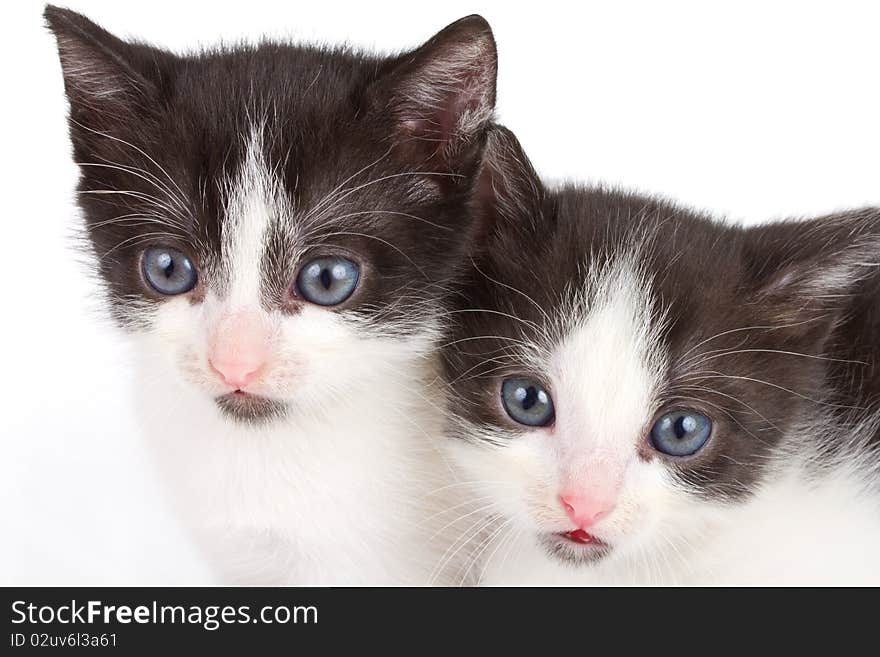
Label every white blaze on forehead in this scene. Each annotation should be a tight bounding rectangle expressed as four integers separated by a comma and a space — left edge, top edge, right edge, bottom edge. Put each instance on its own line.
548, 258, 666, 480
220, 128, 294, 306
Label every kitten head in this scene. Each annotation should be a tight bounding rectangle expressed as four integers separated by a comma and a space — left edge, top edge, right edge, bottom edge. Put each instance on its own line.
442, 125, 880, 566
46, 6, 497, 425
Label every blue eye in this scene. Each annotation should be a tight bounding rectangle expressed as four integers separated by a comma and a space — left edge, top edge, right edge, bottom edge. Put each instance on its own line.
501, 377, 555, 427
142, 247, 197, 295
650, 410, 712, 457
296, 256, 360, 306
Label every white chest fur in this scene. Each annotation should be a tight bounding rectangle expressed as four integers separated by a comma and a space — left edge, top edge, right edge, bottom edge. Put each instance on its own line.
133, 348, 469, 585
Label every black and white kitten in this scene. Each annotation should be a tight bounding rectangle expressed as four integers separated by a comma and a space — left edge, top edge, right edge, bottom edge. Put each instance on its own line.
46, 6, 498, 584
440, 125, 880, 585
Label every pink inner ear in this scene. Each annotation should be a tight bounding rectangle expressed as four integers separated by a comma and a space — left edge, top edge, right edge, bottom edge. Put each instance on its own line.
410, 78, 486, 136
401, 75, 492, 146
762, 268, 799, 296
385, 18, 496, 164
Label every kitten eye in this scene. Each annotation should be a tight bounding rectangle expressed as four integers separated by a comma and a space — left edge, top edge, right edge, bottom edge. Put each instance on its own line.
142, 247, 197, 295
650, 410, 712, 457
501, 377, 555, 427
296, 256, 360, 306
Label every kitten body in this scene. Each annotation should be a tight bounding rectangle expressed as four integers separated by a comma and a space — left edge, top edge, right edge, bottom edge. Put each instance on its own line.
47, 7, 497, 584
441, 126, 880, 585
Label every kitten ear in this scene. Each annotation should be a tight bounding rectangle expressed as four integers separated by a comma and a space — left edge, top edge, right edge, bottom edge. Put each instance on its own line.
472, 124, 545, 244
744, 210, 880, 333
373, 15, 497, 176
44, 5, 164, 126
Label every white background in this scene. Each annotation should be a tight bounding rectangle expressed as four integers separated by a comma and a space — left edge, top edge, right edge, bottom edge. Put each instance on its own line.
2, 0, 879, 583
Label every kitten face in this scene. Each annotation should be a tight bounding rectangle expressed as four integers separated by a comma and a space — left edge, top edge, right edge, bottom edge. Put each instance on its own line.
443, 126, 880, 566
47, 7, 497, 424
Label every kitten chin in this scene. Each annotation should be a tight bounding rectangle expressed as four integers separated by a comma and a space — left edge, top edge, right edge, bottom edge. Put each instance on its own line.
47, 5, 499, 584
441, 125, 880, 585
214, 392, 287, 425
538, 533, 612, 566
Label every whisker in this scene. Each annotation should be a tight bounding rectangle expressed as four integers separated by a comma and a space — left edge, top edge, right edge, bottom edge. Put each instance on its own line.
677, 318, 824, 364
70, 118, 190, 206
698, 371, 864, 409
316, 231, 428, 278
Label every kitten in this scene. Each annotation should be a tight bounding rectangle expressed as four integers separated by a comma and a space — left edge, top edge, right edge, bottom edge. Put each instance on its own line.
440, 125, 880, 585
46, 5, 498, 585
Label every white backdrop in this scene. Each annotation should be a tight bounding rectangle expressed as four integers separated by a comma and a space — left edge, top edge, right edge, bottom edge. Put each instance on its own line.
2, 0, 879, 583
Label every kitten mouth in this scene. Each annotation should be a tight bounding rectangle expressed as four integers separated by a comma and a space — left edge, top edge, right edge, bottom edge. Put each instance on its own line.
215, 391, 287, 425
558, 529, 605, 546
540, 530, 612, 565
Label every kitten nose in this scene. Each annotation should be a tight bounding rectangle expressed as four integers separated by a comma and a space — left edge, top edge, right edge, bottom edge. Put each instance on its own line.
559, 493, 613, 529
209, 312, 269, 390
209, 357, 263, 389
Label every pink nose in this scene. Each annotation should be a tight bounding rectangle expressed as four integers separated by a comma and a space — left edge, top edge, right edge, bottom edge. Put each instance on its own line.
559, 493, 613, 529
209, 312, 269, 390
209, 356, 263, 389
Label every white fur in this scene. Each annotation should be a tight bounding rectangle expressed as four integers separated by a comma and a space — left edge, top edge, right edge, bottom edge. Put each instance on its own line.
474, 453, 880, 585
220, 129, 283, 306
130, 130, 470, 585
448, 255, 880, 585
